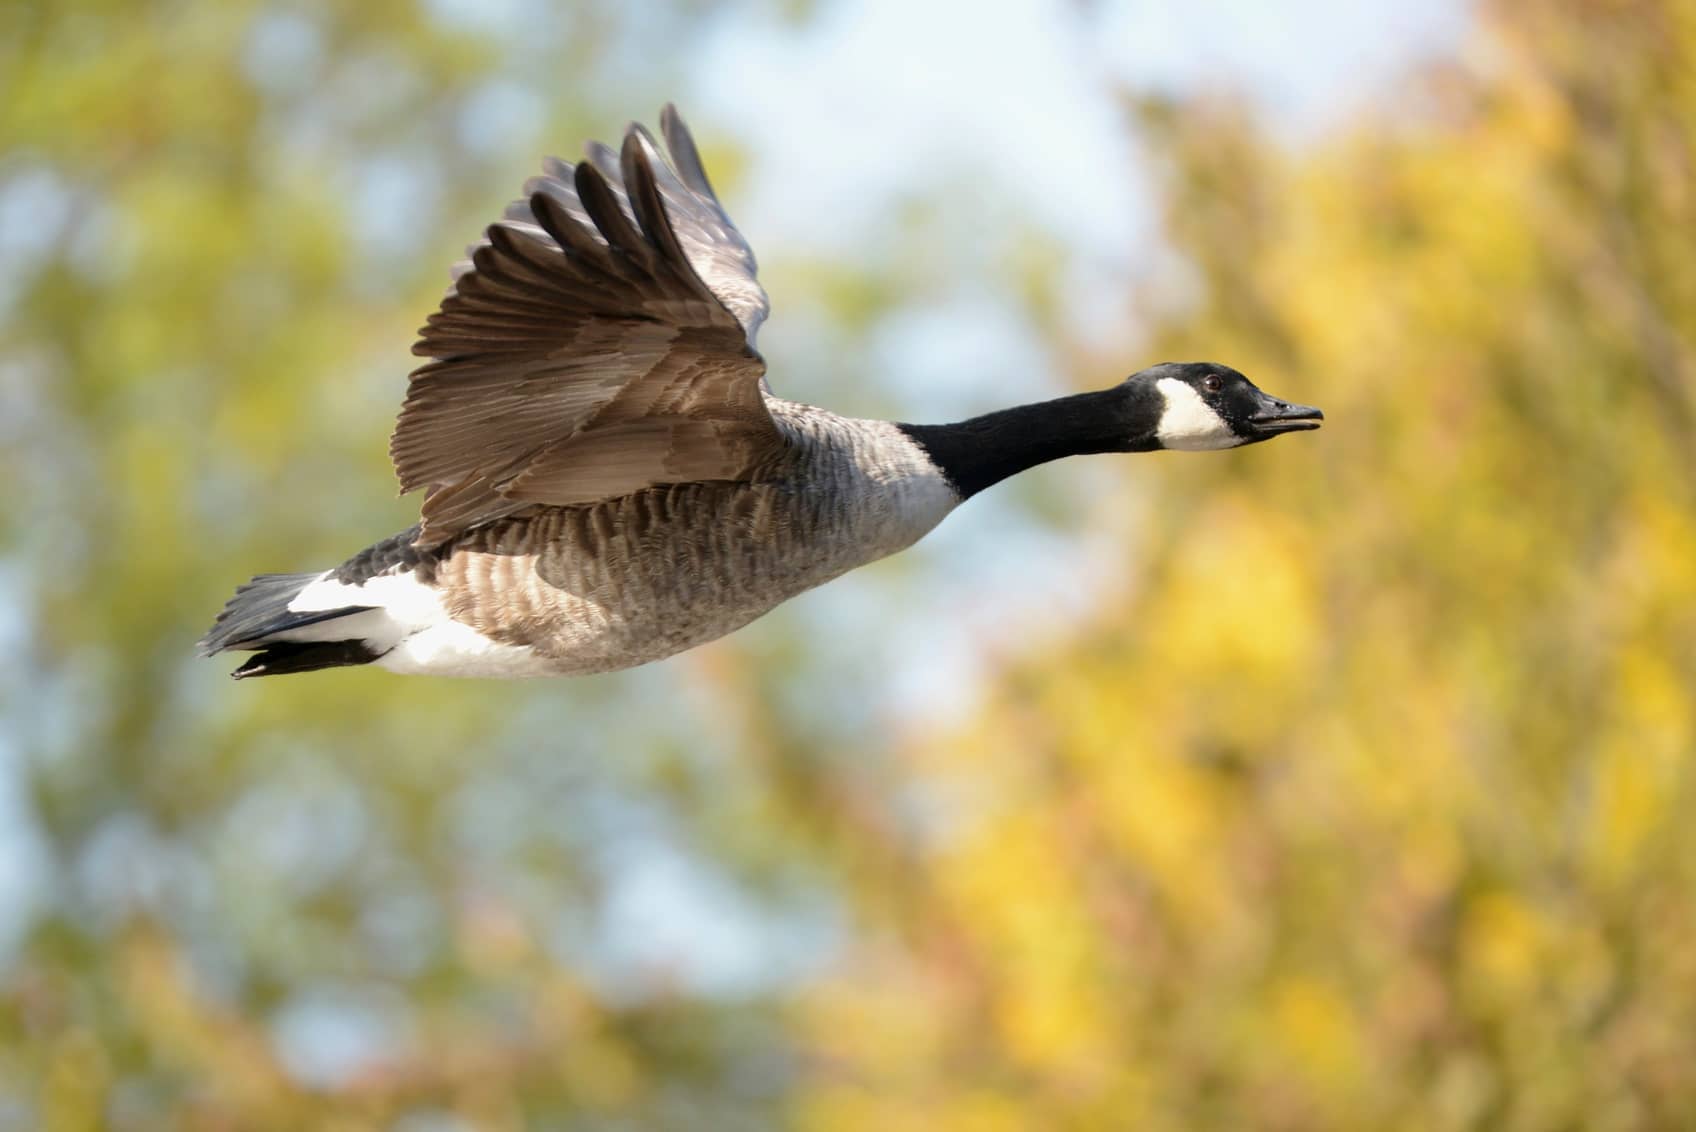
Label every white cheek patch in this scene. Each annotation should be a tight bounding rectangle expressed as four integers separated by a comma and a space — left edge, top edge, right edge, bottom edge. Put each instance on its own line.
1155, 377, 1242, 451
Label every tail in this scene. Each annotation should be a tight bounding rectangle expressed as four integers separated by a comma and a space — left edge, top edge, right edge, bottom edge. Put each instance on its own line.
199, 571, 383, 679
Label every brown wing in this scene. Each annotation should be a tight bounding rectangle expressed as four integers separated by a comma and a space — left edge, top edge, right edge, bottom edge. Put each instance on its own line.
391, 108, 780, 548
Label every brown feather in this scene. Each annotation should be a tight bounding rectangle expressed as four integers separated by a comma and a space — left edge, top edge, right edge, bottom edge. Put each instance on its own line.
391, 111, 777, 548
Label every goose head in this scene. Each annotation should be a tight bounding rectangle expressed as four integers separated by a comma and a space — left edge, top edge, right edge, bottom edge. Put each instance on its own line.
1123, 362, 1323, 452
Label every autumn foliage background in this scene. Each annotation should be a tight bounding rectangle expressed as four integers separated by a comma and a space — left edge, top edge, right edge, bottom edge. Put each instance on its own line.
4, 0, 1696, 1128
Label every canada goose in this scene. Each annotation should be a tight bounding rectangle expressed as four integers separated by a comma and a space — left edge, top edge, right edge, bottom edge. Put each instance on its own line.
201, 106, 1322, 680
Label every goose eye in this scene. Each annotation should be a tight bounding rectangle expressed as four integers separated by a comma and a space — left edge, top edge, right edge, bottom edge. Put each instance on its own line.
1202, 375, 1223, 394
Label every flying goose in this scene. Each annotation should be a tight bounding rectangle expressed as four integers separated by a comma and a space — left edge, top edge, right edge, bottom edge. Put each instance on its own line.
201, 106, 1322, 680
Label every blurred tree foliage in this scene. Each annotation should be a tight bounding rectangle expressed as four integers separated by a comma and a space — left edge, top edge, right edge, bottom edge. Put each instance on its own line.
3, 0, 1695, 1129
1, 2, 824, 1129
795, 1, 1696, 1129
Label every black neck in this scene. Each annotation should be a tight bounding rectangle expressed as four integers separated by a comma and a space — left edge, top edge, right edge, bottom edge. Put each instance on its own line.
898, 386, 1153, 499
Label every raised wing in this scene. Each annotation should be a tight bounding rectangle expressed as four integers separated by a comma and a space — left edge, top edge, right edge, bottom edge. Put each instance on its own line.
391, 106, 779, 548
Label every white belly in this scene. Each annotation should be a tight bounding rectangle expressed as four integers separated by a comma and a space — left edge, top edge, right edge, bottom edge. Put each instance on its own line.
376, 620, 562, 678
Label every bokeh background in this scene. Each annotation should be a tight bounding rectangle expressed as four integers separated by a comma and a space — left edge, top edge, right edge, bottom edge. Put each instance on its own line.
5, 0, 1696, 1127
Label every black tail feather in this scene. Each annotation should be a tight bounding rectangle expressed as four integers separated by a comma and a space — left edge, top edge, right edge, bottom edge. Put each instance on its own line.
199, 572, 373, 655
231, 640, 383, 680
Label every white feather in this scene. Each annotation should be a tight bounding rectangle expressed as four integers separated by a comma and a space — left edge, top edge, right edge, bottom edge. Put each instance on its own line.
1155, 378, 1242, 451
376, 622, 558, 679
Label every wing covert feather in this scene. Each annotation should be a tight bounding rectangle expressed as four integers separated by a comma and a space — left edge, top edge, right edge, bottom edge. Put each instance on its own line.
390, 106, 778, 548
